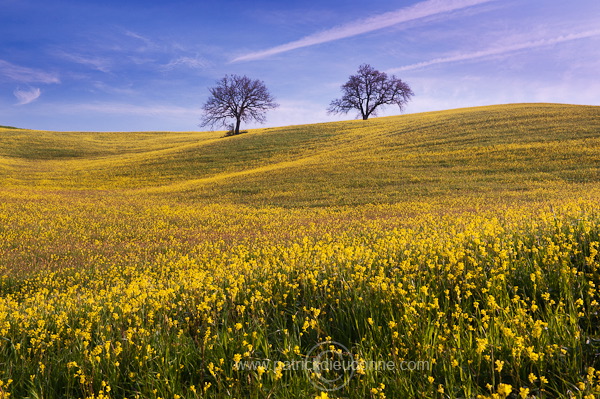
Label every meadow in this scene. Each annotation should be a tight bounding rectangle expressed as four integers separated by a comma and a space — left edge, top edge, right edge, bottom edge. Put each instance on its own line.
0, 103, 599, 398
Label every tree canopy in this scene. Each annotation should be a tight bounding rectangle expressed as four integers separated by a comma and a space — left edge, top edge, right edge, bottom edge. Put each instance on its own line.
201, 75, 278, 135
328, 64, 414, 120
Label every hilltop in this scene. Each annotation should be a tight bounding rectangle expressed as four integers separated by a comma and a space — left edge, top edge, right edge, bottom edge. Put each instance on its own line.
1, 103, 599, 206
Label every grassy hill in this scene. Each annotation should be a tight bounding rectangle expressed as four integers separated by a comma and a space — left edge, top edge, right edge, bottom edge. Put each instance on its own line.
2, 103, 600, 399
1, 103, 599, 206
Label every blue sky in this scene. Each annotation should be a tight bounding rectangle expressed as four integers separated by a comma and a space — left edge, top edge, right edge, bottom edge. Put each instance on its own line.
1, 0, 599, 131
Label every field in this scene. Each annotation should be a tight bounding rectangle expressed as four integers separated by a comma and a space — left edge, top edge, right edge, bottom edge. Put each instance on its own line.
1, 103, 600, 398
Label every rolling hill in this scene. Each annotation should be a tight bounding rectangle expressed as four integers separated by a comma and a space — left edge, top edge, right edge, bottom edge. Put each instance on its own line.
2, 103, 600, 399
1, 103, 599, 206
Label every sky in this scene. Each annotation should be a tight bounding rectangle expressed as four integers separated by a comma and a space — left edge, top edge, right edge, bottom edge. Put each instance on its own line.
1, 0, 599, 132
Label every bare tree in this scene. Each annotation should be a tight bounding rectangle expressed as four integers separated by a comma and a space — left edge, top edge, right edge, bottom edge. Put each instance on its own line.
328, 64, 414, 120
201, 75, 278, 135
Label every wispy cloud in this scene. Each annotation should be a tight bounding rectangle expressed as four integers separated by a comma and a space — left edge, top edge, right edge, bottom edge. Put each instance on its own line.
124, 30, 149, 42
13, 87, 41, 105
124, 30, 162, 53
0, 59, 60, 83
390, 29, 600, 72
56, 102, 197, 117
91, 81, 136, 95
162, 56, 209, 70
56, 51, 112, 72
231, 0, 495, 62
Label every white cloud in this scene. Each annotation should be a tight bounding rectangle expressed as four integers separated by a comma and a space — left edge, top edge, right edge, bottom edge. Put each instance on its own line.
123, 30, 164, 53
162, 56, 209, 70
91, 81, 136, 95
124, 30, 157, 47
52, 102, 197, 117
0, 59, 60, 83
13, 87, 41, 105
390, 29, 600, 72
56, 51, 112, 72
231, 0, 495, 62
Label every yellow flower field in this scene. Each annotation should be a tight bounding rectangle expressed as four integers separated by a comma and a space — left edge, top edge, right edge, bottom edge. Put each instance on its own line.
1, 104, 599, 398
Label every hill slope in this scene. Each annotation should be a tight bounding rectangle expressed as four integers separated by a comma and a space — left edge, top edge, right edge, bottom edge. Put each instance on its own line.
1, 104, 600, 398
1, 103, 599, 206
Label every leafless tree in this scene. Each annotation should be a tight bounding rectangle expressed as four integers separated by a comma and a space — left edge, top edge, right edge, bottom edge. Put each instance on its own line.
328, 64, 414, 120
201, 75, 278, 135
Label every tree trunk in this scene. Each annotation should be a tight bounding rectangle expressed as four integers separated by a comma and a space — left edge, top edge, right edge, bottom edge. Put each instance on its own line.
362, 114, 369, 120
235, 118, 241, 135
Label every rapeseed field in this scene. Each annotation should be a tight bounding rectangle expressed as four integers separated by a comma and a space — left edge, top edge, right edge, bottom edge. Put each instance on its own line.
1, 104, 599, 398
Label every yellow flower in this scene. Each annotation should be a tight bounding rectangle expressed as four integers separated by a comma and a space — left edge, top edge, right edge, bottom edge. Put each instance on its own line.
476, 338, 488, 354
274, 361, 284, 380
497, 383, 512, 398
233, 353, 242, 367
495, 360, 504, 373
